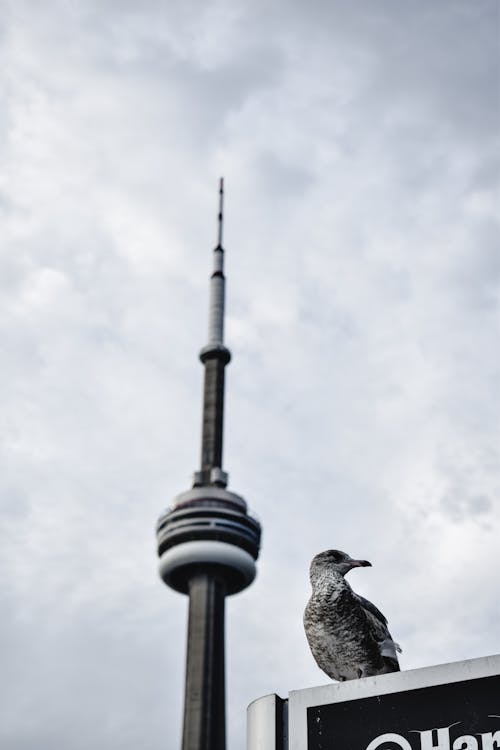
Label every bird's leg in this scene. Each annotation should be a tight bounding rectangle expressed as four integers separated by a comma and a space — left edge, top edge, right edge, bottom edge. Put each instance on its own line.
357, 668, 363, 679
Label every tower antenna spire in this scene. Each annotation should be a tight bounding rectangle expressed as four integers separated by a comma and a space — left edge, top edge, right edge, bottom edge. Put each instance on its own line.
196, 177, 231, 485
217, 177, 224, 248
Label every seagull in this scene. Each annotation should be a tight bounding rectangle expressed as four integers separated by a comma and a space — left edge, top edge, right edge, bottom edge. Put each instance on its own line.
303, 549, 402, 681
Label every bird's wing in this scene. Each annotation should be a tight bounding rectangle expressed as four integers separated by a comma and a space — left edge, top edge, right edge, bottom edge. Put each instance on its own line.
354, 592, 403, 660
353, 593, 388, 627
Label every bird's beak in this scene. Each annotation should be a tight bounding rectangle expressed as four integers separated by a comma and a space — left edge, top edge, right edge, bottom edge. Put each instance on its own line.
350, 559, 372, 568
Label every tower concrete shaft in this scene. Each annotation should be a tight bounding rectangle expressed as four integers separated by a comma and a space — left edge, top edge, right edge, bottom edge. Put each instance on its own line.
200, 356, 227, 478
156, 180, 261, 750
182, 573, 226, 750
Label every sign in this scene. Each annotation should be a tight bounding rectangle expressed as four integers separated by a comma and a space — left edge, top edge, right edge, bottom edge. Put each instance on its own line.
308, 675, 498, 749
247, 655, 500, 750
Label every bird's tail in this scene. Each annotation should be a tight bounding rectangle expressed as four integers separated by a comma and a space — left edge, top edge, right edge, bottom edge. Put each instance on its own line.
382, 657, 400, 673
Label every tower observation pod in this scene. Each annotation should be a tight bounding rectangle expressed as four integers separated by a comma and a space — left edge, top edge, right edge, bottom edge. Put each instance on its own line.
156, 180, 261, 750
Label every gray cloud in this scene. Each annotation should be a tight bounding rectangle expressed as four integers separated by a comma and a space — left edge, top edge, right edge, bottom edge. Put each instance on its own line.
1, 0, 499, 748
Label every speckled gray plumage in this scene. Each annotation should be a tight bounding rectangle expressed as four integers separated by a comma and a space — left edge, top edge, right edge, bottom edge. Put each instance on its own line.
303, 550, 401, 681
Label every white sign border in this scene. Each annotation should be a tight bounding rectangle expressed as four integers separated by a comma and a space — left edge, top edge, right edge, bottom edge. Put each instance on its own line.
288, 653, 500, 750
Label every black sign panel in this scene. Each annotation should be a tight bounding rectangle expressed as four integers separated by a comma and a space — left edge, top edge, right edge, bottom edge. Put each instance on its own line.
307, 675, 499, 750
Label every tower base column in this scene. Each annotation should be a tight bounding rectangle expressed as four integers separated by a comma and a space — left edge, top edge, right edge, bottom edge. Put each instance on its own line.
182, 571, 226, 750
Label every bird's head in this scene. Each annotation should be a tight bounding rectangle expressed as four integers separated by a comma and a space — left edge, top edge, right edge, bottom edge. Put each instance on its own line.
309, 549, 372, 582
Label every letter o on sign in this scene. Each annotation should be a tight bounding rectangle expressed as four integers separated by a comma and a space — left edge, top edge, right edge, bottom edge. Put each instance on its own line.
366, 734, 413, 750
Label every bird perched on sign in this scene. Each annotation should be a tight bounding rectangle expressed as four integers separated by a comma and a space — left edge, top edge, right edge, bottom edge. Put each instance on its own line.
303, 550, 402, 681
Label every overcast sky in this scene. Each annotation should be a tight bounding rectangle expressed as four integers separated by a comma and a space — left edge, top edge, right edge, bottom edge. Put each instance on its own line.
1, 1, 499, 748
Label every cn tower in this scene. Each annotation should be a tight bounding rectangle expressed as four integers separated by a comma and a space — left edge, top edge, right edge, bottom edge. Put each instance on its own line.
156, 180, 261, 750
